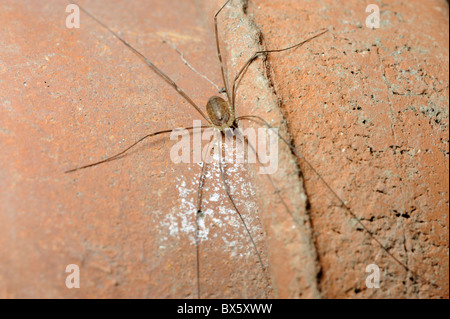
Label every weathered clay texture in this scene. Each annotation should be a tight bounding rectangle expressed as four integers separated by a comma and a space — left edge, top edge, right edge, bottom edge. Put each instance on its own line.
0, 0, 448, 299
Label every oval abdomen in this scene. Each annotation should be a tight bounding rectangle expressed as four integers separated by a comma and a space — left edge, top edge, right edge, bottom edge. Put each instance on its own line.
206, 96, 231, 127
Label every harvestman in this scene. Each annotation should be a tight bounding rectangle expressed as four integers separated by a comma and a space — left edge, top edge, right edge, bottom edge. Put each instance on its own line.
65, 0, 431, 297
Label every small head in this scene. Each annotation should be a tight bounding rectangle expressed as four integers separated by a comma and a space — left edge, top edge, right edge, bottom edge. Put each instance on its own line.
206, 96, 235, 130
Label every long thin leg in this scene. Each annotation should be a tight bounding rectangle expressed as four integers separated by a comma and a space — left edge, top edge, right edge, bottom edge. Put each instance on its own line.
65, 126, 209, 173
231, 29, 329, 106
236, 115, 438, 289
216, 133, 270, 290
165, 40, 222, 93
234, 127, 298, 223
70, 0, 211, 123
214, 0, 233, 104
194, 135, 216, 299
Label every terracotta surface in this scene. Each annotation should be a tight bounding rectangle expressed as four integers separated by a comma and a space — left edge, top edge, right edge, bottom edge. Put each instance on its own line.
0, 0, 448, 299
0, 0, 272, 298
243, 0, 449, 298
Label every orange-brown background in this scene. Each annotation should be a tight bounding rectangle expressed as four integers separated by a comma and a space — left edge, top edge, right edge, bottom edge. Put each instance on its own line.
0, 0, 448, 298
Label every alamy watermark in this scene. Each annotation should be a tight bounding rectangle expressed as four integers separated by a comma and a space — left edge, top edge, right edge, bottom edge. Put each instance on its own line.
66, 4, 80, 29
